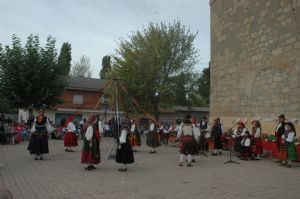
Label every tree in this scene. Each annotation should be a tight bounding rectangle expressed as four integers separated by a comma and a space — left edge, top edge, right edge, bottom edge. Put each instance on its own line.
112, 21, 199, 119
197, 67, 210, 105
0, 34, 72, 111
70, 55, 92, 78
99, 55, 111, 79
58, 43, 72, 76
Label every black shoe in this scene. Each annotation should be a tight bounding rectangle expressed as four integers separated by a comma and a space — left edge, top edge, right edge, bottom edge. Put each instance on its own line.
192, 159, 196, 163
90, 165, 96, 170
69, 150, 74, 152
34, 157, 39, 160
39, 157, 43, 160
118, 168, 127, 172
65, 149, 69, 152
85, 166, 93, 170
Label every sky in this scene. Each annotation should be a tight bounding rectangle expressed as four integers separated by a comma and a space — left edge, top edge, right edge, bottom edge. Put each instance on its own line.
0, 0, 210, 78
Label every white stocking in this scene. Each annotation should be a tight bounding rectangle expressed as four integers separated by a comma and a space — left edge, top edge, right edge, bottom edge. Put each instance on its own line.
179, 154, 185, 163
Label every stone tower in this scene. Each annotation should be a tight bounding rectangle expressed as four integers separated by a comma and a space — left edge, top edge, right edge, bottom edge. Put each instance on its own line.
210, 0, 300, 133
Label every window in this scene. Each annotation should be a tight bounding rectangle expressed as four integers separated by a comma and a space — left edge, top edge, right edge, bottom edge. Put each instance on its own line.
73, 95, 83, 104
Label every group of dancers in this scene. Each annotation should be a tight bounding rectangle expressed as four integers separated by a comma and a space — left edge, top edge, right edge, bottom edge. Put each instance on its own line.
27, 110, 298, 171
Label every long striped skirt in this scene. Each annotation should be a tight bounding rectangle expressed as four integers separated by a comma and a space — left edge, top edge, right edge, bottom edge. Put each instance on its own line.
279, 143, 287, 161
251, 138, 263, 155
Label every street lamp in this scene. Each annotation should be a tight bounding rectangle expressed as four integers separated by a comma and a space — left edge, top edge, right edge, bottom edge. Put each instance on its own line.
154, 91, 160, 121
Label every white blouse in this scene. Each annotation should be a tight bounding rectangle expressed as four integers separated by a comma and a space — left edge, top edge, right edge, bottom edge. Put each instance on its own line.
85, 126, 94, 141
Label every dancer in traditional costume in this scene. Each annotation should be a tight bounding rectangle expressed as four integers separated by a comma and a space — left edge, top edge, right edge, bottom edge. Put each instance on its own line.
177, 113, 198, 167
116, 125, 135, 171
129, 120, 141, 152
251, 120, 263, 160
81, 115, 100, 170
162, 123, 170, 145
232, 121, 246, 154
63, 118, 78, 152
146, 120, 160, 153
158, 121, 164, 145
168, 121, 179, 144
275, 114, 286, 162
280, 122, 297, 167
240, 130, 251, 160
27, 109, 52, 160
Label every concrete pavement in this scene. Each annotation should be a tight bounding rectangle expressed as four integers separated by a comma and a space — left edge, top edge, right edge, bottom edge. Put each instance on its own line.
1, 138, 300, 199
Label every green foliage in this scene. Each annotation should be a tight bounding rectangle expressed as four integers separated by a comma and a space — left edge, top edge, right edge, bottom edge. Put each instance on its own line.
0, 34, 72, 110
267, 134, 276, 142
99, 55, 112, 79
198, 67, 210, 104
112, 21, 199, 113
70, 55, 92, 77
58, 43, 72, 76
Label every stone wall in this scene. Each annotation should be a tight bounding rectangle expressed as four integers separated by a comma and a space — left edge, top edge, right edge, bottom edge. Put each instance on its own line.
209, 0, 300, 133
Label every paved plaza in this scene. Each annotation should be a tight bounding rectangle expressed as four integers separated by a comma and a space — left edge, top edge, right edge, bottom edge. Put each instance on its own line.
1, 138, 300, 199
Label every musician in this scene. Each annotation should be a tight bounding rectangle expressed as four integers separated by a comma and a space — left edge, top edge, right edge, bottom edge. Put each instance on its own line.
232, 121, 246, 154
162, 123, 170, 145
146, 120, 160, 153
27, 109, 52, 160
251, 120, 263, 160
158, 121, 164, 144
116, 124, 134, 171
177, 113, 198, 167
275, 114, 286, 162
168, 120, 180, 144
240, 130, 251, 160
281, 122, 297, 167
211, 118, 223, 156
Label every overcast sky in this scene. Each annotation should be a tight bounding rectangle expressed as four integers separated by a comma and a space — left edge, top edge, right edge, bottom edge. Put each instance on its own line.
0, 0, 210, 78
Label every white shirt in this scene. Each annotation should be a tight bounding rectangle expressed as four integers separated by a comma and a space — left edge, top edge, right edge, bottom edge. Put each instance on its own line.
85, 126, 94, 141
67, 122, 76, 133
254, 127, 261, 138
241, 137, 251, 147
285, 131, 296, 143
119, 129, 128, 144
193, 124, 201, 140
131, 124, 136, 132
150, 123, 155, 131
98, 120, 103, 134
177, 123, 198, 140
104, 124, 110, 131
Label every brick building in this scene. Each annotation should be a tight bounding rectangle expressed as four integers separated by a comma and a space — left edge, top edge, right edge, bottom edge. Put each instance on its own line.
19, 77, 109, 125
209, 0, 300, 133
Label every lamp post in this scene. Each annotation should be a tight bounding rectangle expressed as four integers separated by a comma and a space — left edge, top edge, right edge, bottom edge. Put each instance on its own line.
154, 91, 160, 121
